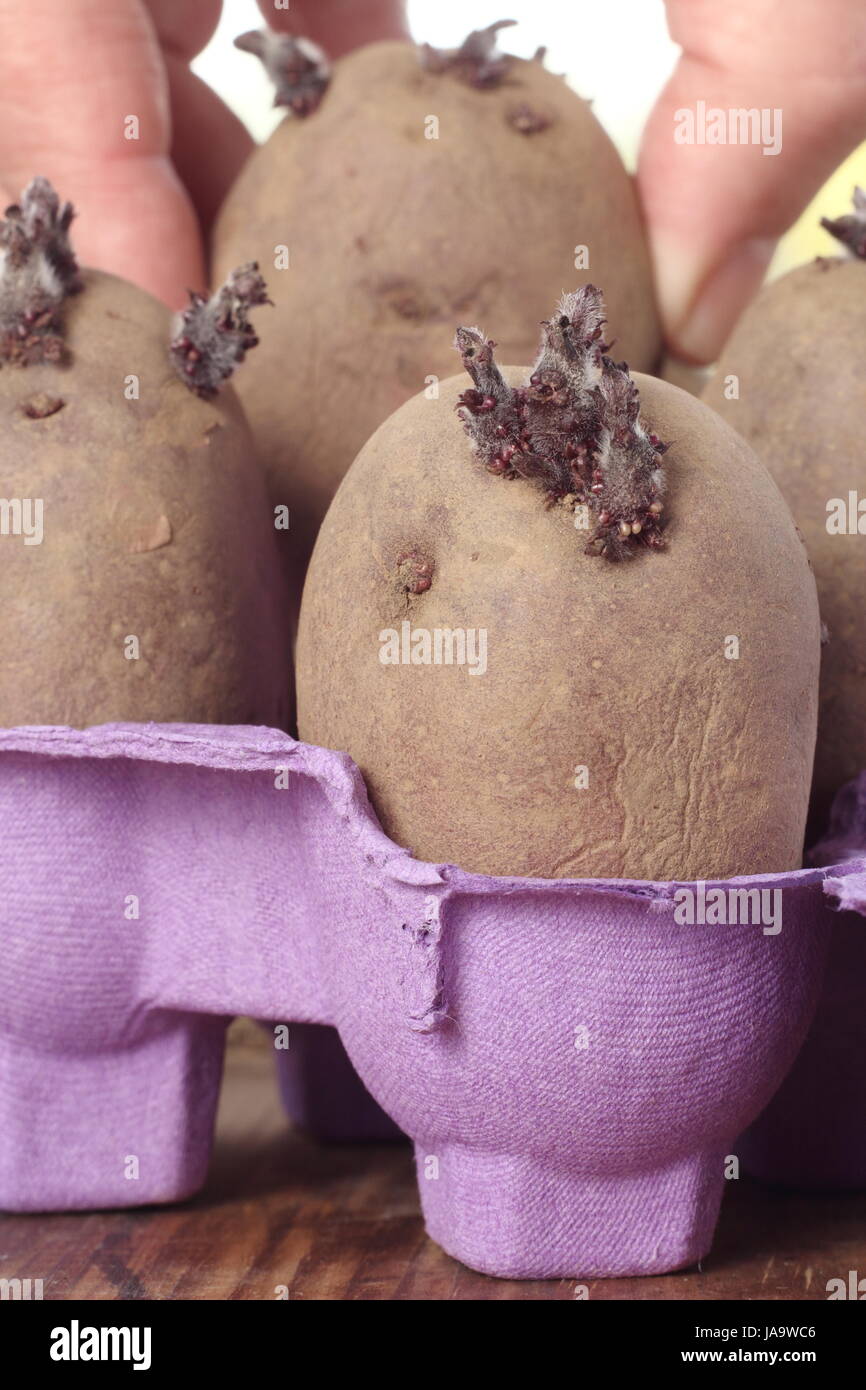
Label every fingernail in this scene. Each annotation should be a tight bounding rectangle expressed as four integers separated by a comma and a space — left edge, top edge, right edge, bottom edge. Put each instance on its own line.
652, 235, 777, 365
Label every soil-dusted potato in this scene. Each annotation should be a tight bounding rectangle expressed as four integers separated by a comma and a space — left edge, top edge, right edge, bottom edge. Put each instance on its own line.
703, 191, 866, 839
0, 179, 290, 730
213, 22, 662, 567
298, 287, 820, 881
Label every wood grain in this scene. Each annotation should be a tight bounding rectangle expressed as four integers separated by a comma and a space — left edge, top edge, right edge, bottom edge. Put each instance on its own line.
1, 1036, 864, 1301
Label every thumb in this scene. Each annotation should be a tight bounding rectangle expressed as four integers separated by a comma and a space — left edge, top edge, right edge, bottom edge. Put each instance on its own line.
0, 0, 205, 308
639, 0, 866, 363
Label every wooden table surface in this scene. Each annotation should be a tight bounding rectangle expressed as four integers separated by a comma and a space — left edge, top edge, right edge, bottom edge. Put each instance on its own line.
2, 1033, 864, 1301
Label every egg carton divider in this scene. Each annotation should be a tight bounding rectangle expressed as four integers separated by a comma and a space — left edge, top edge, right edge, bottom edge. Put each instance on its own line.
0, 722, 863, 1279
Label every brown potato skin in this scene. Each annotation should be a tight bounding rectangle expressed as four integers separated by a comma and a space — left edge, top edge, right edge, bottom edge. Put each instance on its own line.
212, 41, 661, 566
0, 270, 290, 730
297, 370, 819, 881
703, 258, 866, 840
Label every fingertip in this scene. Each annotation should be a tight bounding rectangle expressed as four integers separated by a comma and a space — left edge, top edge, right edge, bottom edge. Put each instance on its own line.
651, 230, 776, 364
638, 55, 866, 361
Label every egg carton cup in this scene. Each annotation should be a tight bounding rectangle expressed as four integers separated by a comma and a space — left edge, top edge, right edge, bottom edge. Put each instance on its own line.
738, 774, 866, 1191
0, 723, 863, 1280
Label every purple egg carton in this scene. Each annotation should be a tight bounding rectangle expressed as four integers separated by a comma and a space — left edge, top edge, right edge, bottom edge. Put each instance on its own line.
0, 723, 863, 1280
739, 775, 866, 1191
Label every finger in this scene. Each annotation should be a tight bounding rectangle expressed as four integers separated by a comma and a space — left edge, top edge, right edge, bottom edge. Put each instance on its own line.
257, 0, 409, 58
0, 0, 205, 306
161, 57, 253, 234
144, 0, 253, 230
144, 0, 222, 59
639, 0, 866, 362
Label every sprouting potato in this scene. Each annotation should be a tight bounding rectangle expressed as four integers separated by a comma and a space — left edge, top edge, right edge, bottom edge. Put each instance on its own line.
704, 190, 866, 839
0, 178, 290, 730
298, 287, 820, 881
212, 21, 662, 569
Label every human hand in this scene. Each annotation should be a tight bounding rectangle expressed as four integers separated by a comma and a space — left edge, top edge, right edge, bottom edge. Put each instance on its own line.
0, 0, 407, 309
639, 0, 866, 363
